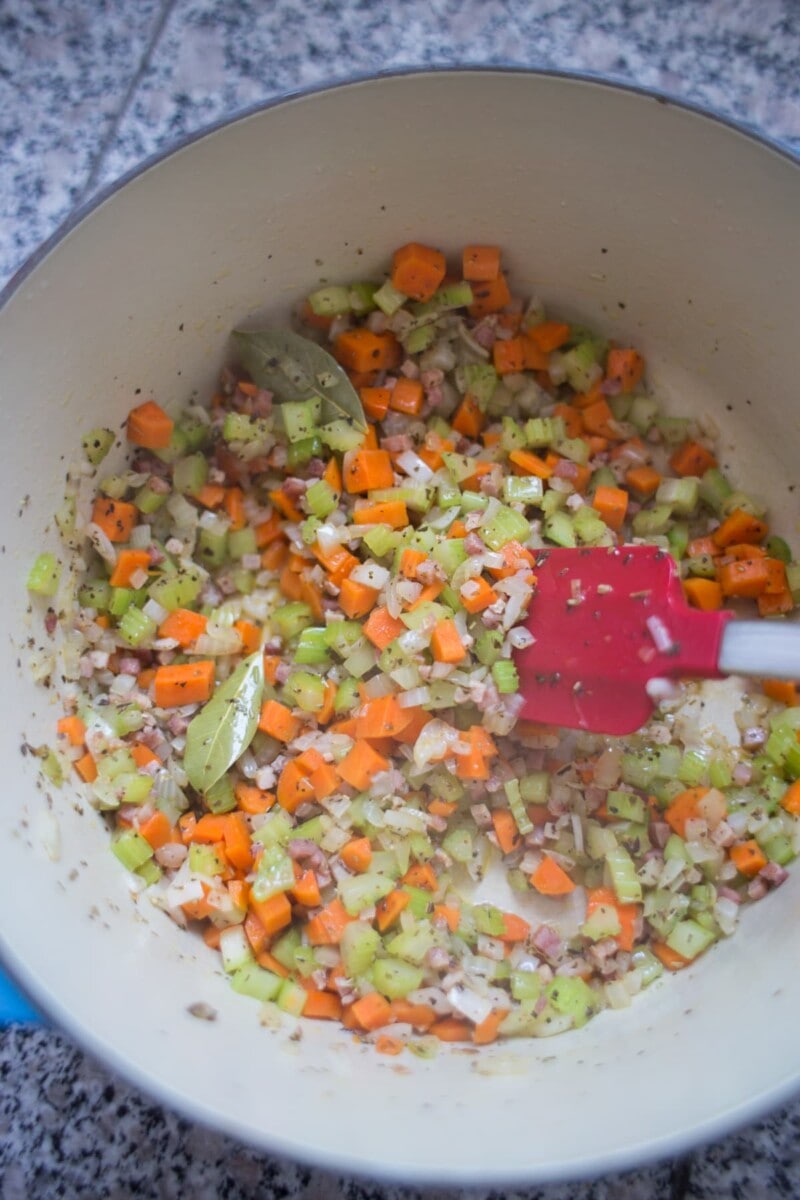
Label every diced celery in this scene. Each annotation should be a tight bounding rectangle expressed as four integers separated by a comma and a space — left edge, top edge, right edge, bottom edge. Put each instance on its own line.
709, 758, 733, 789
630, 946, 664, 986
82, 427, 115, 466
505, 779, 533, 835
685, 553, 717, 579
503, 476, 544, 505
283, 670, 325, 713
581, 904, 622, 942
519, 772, 549, 805
135, 481, 169, 514
665, 919, 716, 960
220, 926, 254, 974
401, 885, 432, 920
288, 436, 322, 469
525, 416, 566, 447
628, 395, 659, 433
136, 859, 161, 887
342, 641, 378, 679
404, 324, 436, 354
573, 506, 610, 546
721, 489, 767, 519
305, 479, 338, 519
664, 835, 692, 865
631, 505, 673, 537
372, 956, 424, 1000
373, 279, 408, 315
118, 607, 157, 647
432, 538, 468, 576
511, 969, 544, 1003
655, 415, 690, 445
492, 660, 519, 694
460, 490, 489, 513
544, 510, 577, 548
189, 843, 226, 877
361, 524, 399, 558
271, 927, 301, 972
293, 815, 325, 845
111, 830, 154, 872
678, 750, 709, 787
173, 453, 208, 497
320, 420, 364, 453
252, 809, 294, 849
656, 476, 699, 516
230, 964, 283, 1002
767, 535, 792, 564
177, 411, 211, 452
148, 568, 203, 612
608, 394, 632, 421
606, 789, 646, 823
605, 844, 642, 903
442, 826, 475, 864
325, 619, 363, 658
251, 844, 295, 902
222, 412, 271, 444
585, 822, 618, 860
78, 579, 112, 611
554, 436, 591, 466
442, 451, 476, 485
588, 465, 618, 495
546, 976, 597, 1028
481, 504, 530, 550
272, 601, 314, 641
281, 397, 323, 443
541, 490, 565, 519
501, 417, 528, 454
276, 978, 308, 1016
338, 872, 394, 916
197, 522, 229, 568
386, 922, 436, 966
108, 587, 135, 617
27, 553, 61, 597
348, 282, 379, 314
437, 481, 462, 509
560, 341, 604, 393
307, 285, 351, 316
340, 922, 381, 977
762, 833, 795, 865
473, 904, 506, 937
460, 363, 498, 406
294, 627, 331, 666
698, 467, 733, 514
667, 521, 690, 561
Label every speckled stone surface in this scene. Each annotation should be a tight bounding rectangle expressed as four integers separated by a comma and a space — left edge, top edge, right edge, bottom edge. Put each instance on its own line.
2, 1, 800, 1196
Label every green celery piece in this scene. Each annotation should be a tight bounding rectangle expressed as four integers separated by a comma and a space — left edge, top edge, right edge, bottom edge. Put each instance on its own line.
544, 510, 576, 548
519, 772, 549, 805
546, 976, 597, 1028
197, 522, 229, 568
222, 412, 271, 444
678, 750, 709, 787
283, 670, 325, 713
460, 363, 498, 406
606, 789, 646, 823
631, 947, 664, 986
631, 505, 673, 537
492, 660, 520, 694
324, 620, 363, 657
432, 538, 468, 576
251, 844, 295, 902
665, 919, 716, 960
230, 964, 283, 1002
505, 779, 533, 835
766, 535, 792, 564
173, 453, 208, 497
340, 923, 381, 977
136, 859, 161, 887
560, 341, 604, 393
473, 904, 506, 936
655, 415, 690, 445
525, 416, 565, 447
272, 601, 314, 641
371, 957, 424, 1000
348, 282, 379, 314
481, 504, 530, 550
667, 521, 690, 561
288, 437, 323, 469
27, 553, 61, 597
177, 411, 211, 452
118, 607, 157, 648
441, 826, 474, 864
189, 843, 227, 876
511, 969, 544, 1002
581, 903, 622, 942
475, 628, 504, 666
404, 324, 436, 354
504, 476, 544, 505
305, 479, 337, 519
228, 527, 258, 560
148, 568, 203, 612
698, 467, 733, 514
605, 844, 642, 903
554, 436, 591, 465
386, 922, 436, 965
656, 476, 700, 516
82, 428, 115, 466
135, 481, 169, 514
111, 830, 154, 872
501, 416, 528, 453
252, 809, 293, 848
294, 627, 331, 665
338, 872, 394, 916
628, 395, 659, 433
276, 978, 308, 1016
400, 885, 432, 920
281, 397, 323, 443
373, 279, 408, 315
320, 420, 364, 453
307, 285, 351, 316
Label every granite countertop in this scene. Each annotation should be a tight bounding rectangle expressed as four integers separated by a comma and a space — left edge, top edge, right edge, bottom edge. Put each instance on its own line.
2, 1, 800, 1197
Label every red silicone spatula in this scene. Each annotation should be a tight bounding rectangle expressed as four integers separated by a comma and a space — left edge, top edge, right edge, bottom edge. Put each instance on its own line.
515, 545, 800, 736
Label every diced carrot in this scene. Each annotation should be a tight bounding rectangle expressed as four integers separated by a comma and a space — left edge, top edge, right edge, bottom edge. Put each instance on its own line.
730, 839, 768, 878
520, 333, 550, 371
234, 619, 262, 654
428, 798, 458, 818
688, 536, 718, 559
276, 760, 315, 813
669, 440, 717, 478
718, 557, 770, 598
780, 779, 800, 815
196, 482, 227, 510
362, 425, 379, 450
109, 548, 151, 588
764, 679, 798, 707
714, 508, 769, 549
57, 715, 86, 747
486, 539, 536, 581
526, 320, 570, 353
74, 751, 97, 783
757, 583, 793, 616
393, 708, 431, 745
253, 511, 283, 548
375, 889, 411, 932
337, 741, 390, 790
454, 727, 491, 781
626, 465, 662, 497
664, 787, 710, 838
291, 867, 322, 908
259, 698, 302, 743
223, 486, 245, 532
250, 891, 292, 937
203, 924, 222, 950
451, 394, 485, 438
90, 497, 138, 543
360, 386, 392, 421
338, 577, 380, 619
389, 377, 424, 415
340, 837, 373, 874
303, 990, 343, 1021
255, 949, 290, 977
189, 814, 230, 844
509, 448, 553, 479
342, 447, 395, 494
269, 488, 304, 523
222, 812, 253, 873
323, 455, 342, 495
399, 548, 426, 581
683, 578, 723, 610
459, 576, 499, 614
468, 272, 512, 317
472, 1008, 510, 1046
605, 348, 645, 394
581, 398, 619, 440
178, 812, 196, 844
244, 911, 269, 954
390, 999, 437, 1030
153, 660, 215, 708
430, 1017, 473, 1042
355, 695, 412, 739
352, 500, 409, 529
723, 543, 768, 561
130, 743, 160, 770
157, 608, 208, 647
530, 855, 575, 895
492, 337, 527, 376
652, 941, 691, 971
334, 328, 401, 374
491, 809, 521, 856
552, 402, 584, 439
433, 903, 461, 933
391, 242, 446, 302
234, 781, 275, 815
462, 244, 501, 282
261, 540, 288, 572
430, 619, 466, 664
126, 399, 174, 450
499, 912, 531, 944
592, 484, 628, 532
402, 862, 438, 892
306, 898, 353, 945
350, 992, 394, 1032
262, 655, 282, 686
585, 887, 640, 953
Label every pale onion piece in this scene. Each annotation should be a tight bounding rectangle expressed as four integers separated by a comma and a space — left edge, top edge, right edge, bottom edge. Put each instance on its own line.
396, 450, 434, 484
413, 718, 462, 769
447, 985, 493, 1026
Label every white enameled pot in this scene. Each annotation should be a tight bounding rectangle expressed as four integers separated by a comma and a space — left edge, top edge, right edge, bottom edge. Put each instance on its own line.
1, 70, 799, 1185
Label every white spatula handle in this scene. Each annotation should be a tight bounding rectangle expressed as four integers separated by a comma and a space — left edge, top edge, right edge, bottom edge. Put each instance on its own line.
718, 620, 800, 679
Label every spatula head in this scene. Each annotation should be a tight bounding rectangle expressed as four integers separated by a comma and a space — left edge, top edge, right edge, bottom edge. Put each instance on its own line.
515, 545, 730, 735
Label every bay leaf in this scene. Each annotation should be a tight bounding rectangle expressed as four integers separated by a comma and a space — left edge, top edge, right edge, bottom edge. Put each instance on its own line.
233, 328, 366, 432
183, 651, 264, 794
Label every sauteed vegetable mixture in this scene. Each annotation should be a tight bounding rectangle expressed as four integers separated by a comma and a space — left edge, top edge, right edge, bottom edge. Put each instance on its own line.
30, 242, 800, 1051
